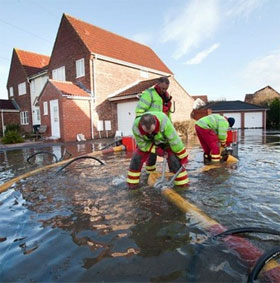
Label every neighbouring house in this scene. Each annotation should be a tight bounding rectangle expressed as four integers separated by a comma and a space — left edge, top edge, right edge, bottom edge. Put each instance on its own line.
245, 86, 280, 105
0, 99, 20, 136
191, 95, 208, 109
36, 13, 193, 141
6, 49, 49, 133
38, 80, 91, 141
196, 100, 267, 129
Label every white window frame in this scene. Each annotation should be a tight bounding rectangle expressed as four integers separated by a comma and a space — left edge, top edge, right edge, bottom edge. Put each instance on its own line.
20, 111, 29, 125
18, 82, 26, 96
52, 66, 66, 81
76, 58, 85, 78
43, 101, 48, 115
9, 86, 14, 97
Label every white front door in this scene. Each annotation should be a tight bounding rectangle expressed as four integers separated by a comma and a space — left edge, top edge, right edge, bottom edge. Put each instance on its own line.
117, 101, 138, 136
32, 107, 41, 125
50, 99, 60, 138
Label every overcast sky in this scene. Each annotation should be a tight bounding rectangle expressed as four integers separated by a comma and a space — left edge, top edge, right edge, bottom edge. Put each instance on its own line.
1, 0, 280, 101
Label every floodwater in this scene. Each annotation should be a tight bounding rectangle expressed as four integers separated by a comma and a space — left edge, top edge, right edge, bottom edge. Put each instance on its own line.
0, 129, 279, 282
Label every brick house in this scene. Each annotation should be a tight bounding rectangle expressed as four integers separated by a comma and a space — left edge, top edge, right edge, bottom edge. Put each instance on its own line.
38, 80, 91, 141
36, 14, 193, 141
0, 100, 20, 136
245, 86, 280, 105
6, 48, 49, 133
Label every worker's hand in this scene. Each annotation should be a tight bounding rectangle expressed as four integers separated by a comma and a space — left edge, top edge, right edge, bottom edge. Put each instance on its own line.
156, 147, 165, 157
180, 156, 188, 167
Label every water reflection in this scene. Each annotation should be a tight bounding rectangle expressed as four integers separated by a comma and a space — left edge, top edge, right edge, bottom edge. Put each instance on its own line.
0, 131, 280, 282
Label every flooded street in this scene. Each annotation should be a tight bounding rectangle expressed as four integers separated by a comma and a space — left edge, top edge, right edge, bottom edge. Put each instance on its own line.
0, 129, 279, 282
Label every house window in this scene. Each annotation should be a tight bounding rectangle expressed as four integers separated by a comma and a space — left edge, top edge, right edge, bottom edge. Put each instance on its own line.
52, 66, 66, 81
140, 70, 149, 78
9, 87, 14, 97
20, 111, 29, 125
76, 58, 85, 78
18, 82, 26, 96
43, 101, 48, 115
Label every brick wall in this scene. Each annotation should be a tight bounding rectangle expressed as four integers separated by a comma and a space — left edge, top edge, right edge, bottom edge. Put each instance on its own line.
49, 16, 91, 91
191, 109, 212, 120
253, 87, 280, 105
0, 112, 20, 136
6, 50, 33, 133
39, 83, 60, 138
167, 77, 194, 122
61, 97, 91, 141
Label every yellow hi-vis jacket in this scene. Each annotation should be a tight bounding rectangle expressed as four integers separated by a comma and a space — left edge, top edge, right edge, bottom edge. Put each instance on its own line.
195, 114, 229, 143
132, 112, 187, 159
135, 87, 172, 119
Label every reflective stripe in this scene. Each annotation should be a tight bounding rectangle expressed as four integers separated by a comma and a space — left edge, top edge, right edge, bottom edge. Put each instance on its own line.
145, 165, 156, 170
151, 103, 161, 110
160, 115, 168, 132
127, 171, 141, 177
139, 97, 150, 107
126, 178, 140, 184
174, 178, 189, 186
178, 151, 188, 159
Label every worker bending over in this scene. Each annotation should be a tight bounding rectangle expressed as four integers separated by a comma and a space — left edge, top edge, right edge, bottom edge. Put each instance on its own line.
127, 112, 189, 189
195, 114, 235, 164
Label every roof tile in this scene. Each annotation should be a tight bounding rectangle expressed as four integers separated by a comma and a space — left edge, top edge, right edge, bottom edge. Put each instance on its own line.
16, 49, 50, 77
65, 14, 172, 74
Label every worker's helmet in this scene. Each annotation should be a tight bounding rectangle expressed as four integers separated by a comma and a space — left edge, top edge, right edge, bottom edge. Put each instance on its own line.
227, 117, 235, 127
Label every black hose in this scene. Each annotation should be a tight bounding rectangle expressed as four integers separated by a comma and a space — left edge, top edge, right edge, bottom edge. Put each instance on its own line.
100, 139, 122, 150
27, 151, 58, 164
247, 247, 280, 283
59, 148, 72, 161
212, 227, 280, 239
55, 156, 105, 174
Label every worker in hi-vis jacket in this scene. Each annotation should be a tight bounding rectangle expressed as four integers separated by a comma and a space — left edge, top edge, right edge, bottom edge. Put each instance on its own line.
135, 76, 173, 174
195, 114, 235, 164
127, 112, 189, 189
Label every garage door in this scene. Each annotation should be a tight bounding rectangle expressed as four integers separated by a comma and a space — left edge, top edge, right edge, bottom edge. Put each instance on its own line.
223, 112, 241, 128
117, 101, 138, 136
244, 112, 263, 128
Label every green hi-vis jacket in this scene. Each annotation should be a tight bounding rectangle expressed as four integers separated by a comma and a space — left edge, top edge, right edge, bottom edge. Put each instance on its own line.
135, 87, 171, 119
132, 112, 186, 157
195, 114, 229, 142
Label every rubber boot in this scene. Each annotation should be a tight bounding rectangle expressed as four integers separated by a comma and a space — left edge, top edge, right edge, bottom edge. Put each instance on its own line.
203, 153, 212, 165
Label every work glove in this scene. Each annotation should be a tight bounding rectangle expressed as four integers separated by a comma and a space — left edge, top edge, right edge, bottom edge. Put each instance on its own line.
180, 156, 188, 167
156, 147, 165, 157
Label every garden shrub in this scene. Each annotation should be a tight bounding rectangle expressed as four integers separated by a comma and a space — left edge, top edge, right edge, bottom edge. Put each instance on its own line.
2, 130, 24, 144
4, 124, 20, 135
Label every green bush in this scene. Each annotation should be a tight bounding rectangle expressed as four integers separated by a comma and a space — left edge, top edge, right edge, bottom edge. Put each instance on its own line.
4, 124, 20, 135
2, 130, 24, 144
266, 98, 280, 129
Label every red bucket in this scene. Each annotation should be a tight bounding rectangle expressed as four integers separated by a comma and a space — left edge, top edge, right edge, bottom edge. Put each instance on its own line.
122, 136, 136, 152
226, 129, 238, 145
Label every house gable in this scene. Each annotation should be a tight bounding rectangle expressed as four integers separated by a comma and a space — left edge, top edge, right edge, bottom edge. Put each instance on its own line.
48, 14, 92, 90
245, 86, 280, 105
